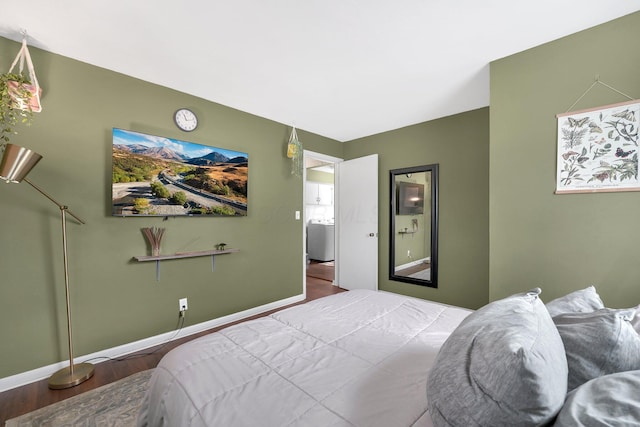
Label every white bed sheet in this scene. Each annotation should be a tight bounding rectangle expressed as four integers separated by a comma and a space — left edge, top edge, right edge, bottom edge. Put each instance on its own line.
138, 289, 471, 427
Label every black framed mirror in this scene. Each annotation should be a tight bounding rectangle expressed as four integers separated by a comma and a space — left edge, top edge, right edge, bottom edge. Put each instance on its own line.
389, 164, 438, 287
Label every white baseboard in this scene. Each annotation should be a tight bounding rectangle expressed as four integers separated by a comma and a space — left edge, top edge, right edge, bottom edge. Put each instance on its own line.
0, 293, 305, 393
395, 257, 430, 271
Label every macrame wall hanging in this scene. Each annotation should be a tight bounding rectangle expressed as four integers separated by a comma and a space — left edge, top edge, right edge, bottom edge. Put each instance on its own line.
7, 34, 42, 113
287, 126, 303, 177
0, 32, 42, 143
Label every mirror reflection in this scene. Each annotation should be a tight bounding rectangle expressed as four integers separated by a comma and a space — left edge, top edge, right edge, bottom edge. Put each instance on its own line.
389, 164, 438, 287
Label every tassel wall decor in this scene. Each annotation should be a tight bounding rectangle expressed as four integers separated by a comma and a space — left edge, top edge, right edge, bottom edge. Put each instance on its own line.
287, 127, 303, 177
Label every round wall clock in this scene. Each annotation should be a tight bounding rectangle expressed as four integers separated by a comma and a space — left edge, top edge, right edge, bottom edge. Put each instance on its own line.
174, 108, 198, 132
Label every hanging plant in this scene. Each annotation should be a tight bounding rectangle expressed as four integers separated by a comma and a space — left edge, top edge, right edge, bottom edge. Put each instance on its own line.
0, 72, 34, 143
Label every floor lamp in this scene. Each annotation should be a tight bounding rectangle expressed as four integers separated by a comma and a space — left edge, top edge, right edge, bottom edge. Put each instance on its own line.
0, 143, 94, 389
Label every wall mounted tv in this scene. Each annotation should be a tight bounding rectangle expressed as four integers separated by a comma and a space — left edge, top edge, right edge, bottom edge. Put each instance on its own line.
396, 181, 424, 215
112, 128, 248, 217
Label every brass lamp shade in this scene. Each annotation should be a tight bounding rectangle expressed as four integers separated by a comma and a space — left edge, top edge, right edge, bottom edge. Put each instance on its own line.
0, 143, 42, 183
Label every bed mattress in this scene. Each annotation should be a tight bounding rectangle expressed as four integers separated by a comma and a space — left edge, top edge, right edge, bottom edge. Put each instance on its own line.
138, 289, 471, 427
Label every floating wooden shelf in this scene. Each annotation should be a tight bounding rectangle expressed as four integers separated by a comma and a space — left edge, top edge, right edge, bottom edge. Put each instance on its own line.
133, 248, 239, 281
133, 248, 239, 262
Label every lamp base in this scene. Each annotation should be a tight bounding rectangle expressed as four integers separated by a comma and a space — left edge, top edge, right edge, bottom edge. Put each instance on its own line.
48, 362, 95, 390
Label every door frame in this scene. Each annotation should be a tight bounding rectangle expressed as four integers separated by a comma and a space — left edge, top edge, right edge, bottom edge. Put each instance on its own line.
302, 150, 343, 297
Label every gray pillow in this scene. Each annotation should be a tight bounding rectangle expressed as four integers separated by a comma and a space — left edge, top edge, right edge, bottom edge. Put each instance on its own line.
427, 288, 568, 427
554, 308, 640, 391
545, 286, 604, 317
554, 370, 640, 426
630, 303, 640, 335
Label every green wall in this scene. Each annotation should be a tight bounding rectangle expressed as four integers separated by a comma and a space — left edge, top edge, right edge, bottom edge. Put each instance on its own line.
490, 12, 640, 307
306, 169, 334, 184
344, 108, 490, 310
0, 36, 342, 378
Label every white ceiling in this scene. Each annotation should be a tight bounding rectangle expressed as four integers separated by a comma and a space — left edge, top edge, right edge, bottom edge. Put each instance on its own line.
1, 1, 639, 142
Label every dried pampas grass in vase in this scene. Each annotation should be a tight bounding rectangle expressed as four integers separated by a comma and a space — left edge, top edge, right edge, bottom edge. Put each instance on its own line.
142, 227, 165, 256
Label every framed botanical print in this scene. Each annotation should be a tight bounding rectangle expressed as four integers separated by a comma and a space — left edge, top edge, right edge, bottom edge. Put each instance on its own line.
556, 99, 639, 194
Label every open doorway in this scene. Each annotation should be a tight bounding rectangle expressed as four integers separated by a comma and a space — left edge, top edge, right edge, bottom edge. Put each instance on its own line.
303, 151, 341, 291
302, 152, 379, 294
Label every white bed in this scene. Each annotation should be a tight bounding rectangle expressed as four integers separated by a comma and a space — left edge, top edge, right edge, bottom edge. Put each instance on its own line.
137, 289, 471, 427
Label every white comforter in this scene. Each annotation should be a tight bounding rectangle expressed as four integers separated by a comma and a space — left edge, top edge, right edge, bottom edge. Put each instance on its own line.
138, 289, 471, 427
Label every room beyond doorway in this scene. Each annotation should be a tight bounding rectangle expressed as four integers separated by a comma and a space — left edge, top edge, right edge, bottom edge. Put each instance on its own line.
307, 260, 334, 282
303, 150, 341, 288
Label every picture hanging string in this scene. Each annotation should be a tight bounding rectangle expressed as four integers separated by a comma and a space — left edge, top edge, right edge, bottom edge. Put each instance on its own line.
564, 76, 636, 113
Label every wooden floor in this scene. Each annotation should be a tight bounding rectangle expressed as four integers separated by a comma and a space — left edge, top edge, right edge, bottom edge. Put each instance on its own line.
306, 260, 335, 282
0, 276, 344, 425
396, 261, 430, 276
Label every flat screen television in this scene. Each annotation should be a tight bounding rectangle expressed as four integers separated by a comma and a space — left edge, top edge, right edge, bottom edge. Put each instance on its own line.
396, 181, 424, 215
112, 128, 248, 216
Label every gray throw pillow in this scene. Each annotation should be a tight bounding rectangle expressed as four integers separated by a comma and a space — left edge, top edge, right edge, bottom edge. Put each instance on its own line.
545, 286, 604, 317
631, 304, 640, 335
554, 370, 640, 426
554, 308, 640, 391
427, 288, 568, 427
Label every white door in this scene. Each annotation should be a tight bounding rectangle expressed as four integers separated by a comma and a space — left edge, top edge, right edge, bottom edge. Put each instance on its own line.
335, 154, 378, 291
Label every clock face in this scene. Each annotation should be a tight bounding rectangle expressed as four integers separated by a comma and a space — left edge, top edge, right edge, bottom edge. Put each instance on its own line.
174, 108, 198, 132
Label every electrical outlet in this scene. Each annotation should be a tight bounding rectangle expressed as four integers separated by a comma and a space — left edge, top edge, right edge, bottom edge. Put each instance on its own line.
407, 250, 411, 258
179, 298, 188, 311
